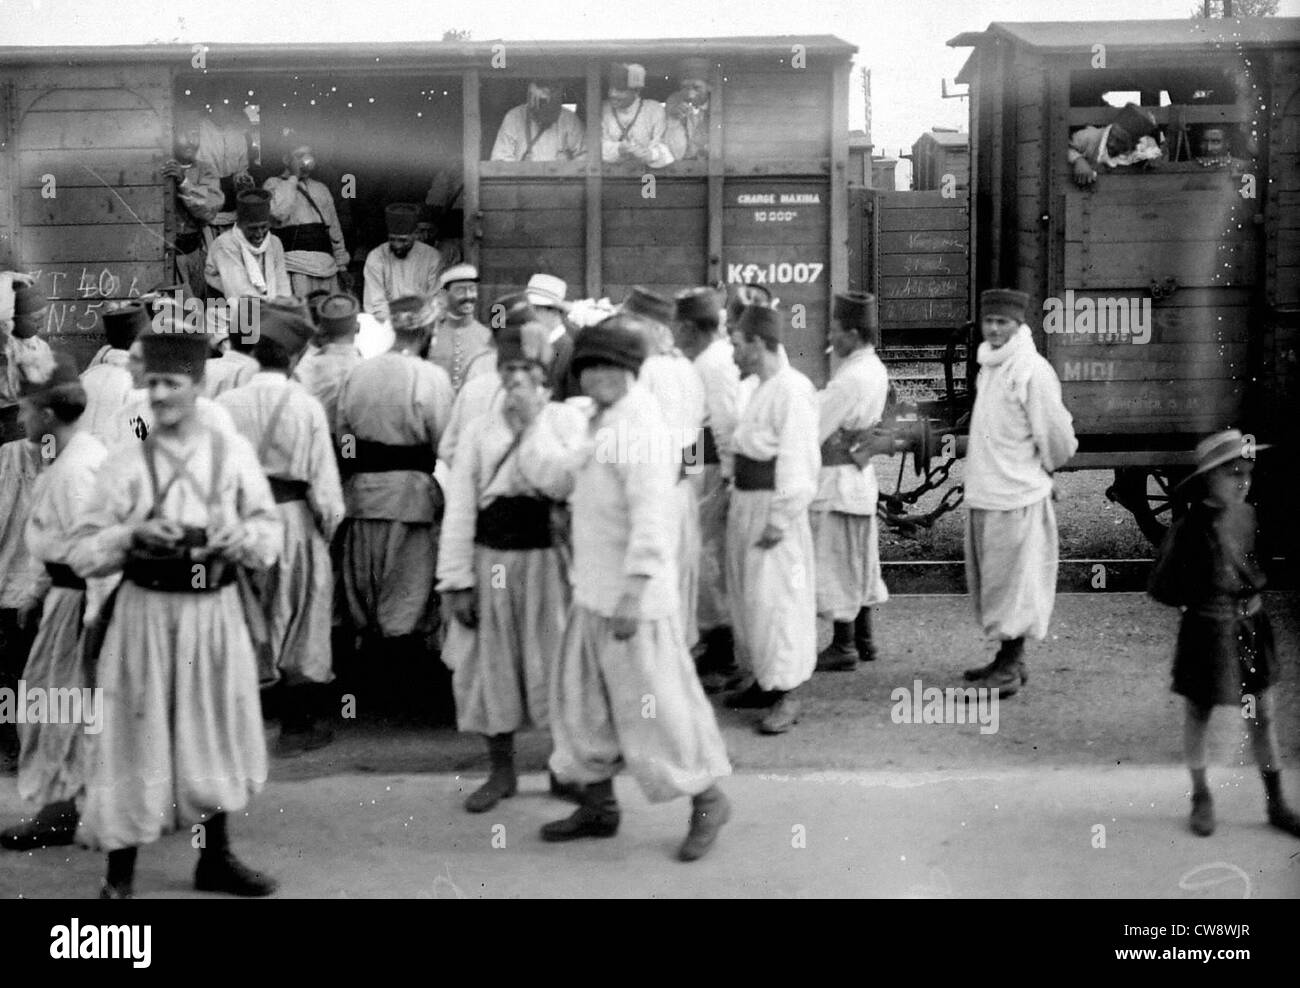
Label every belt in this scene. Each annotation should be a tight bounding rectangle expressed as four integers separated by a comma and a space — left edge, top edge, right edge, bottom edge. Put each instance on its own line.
45, 562, 86, 590
268, 477, 311, 503
474, 496, 556, 551
344, 439, 436, 476
734, 453, 776, 491
1192, 594, 1263, 621
274, 222, 333, 254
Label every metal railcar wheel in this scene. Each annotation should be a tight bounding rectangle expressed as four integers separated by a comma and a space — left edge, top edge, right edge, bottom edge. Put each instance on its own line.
1106, 467, 1192, 548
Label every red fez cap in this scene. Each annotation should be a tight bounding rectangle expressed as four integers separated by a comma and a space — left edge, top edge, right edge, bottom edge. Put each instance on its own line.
102, 302, 151, 351
385, 203, 420, 237
736, 304, 783, 347
623, 286, 674, 326
141, 331, 209, 379
572, 315, 648, 376
980, 288, 1029, 323
236, 189, 272, 224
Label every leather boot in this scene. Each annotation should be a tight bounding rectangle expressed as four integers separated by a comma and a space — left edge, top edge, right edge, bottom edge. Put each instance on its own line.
1190, 790, 1215, 837
678, 785, 731, 862
549, 770, 585, 804
816, 622, 857, 672
1263, 771, 1300, 838
854, 607, 878, 663
465, 733, 518, 813
276, 685, 335, 757
194, 812, 279, 897
1, 799, 79, 851
966, 638, 1028, 691
758, 689, 802, 734
540, 779, 620, 842
100, 847, 136, 900
724, 681, 779, 709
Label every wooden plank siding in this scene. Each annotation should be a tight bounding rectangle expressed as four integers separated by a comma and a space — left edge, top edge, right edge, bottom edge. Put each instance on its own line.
12, 75, 170, 351
869, 190, 970, 340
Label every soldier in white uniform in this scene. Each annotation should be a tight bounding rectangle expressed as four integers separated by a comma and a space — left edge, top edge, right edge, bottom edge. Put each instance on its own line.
363, 203, 444, 325
724, 305, 821, 734
491, 80, 587, 162
601, 63, 673, 169
534, 317, 732, 862
218, 303, 344, 753
813, 292, 890, 671
673, 287, 741, 689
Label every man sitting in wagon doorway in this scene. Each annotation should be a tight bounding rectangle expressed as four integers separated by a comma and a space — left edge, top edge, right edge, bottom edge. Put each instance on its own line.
1069, 102, 1163, 189
491, 79, 587, 162
601, 62, 673, 169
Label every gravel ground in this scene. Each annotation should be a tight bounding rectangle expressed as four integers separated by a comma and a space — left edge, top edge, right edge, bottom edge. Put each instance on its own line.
874, 455, 1153, 561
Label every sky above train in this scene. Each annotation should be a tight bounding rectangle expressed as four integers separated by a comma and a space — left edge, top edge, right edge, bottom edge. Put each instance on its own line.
5, 0, 1297, 186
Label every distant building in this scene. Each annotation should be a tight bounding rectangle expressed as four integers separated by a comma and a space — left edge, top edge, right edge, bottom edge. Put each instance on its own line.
909, 127, 969, 191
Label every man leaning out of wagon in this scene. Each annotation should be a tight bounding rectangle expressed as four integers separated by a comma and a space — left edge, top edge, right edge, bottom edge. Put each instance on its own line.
961, 289, 1077, 697
1068, 102, 1163, 189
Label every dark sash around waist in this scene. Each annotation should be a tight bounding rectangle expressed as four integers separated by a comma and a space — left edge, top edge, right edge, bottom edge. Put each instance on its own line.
820, 427, 876, 468
122, 525, 237, 593
45, 562, 86, 590
819, 439, 856, 468
274, 222, 332, 254
174, 230, 204, 255
734, 453, 776, 491
700, 426, 720, 466
345, 439, 436, 476
123, 555, 237, 593
219, 174, 238, 213
474, 496, 556, 551
268, 477, 311, 503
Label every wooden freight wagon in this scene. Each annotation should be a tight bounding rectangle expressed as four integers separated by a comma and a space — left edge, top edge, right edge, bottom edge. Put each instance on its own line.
948, 18, 1300, 543
0, 35, 856, 384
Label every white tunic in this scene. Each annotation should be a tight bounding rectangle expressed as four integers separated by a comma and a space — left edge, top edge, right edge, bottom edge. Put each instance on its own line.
79, 349, 138, 449
601, 99, 673, 168
491, 105, 588, 162
693, 335, 741, 475
518, 386, 679, 619
362, 242, 444, 324
727, 364, 821, 691
965, 325, 1078, 511
813, 345, 889, 516
732, 365, 821, 533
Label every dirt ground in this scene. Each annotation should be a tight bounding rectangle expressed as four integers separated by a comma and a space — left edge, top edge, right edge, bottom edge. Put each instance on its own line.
249, 592, 1299, 783
877, 460, 1152, 561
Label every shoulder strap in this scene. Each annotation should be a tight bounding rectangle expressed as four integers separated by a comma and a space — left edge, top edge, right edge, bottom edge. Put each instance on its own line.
521, 116, 556, 161
297, 181, 330, 225
615, 99, 644, 142
142, 434, 186, 519
257, 385, 295, 464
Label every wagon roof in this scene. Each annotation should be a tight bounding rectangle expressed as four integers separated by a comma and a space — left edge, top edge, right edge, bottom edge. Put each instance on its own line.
949, 17, 1300, 53
0, 35, 856, 67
